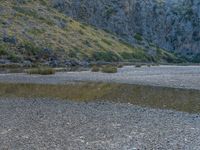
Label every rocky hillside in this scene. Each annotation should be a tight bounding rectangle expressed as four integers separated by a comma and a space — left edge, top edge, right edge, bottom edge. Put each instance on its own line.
0, 0, 181, 66
53, 0, 200, 62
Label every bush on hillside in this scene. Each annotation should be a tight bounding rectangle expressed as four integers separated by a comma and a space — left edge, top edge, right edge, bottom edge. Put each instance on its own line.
134, 33, 143, 41
0, 49, 7, 56
92, 51, 121, 62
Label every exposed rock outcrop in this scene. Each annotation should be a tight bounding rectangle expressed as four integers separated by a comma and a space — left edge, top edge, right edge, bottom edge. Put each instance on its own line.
53, 0, 200, 61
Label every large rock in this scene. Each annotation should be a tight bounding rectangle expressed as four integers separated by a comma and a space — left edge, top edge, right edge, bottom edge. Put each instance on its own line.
0, 59, 10, 64
3, 36, 17, 44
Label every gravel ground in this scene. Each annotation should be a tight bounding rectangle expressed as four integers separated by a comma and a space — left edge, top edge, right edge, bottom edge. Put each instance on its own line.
0, 98, 200, 150
0, 65, 200, 149
0, 65, 200, 90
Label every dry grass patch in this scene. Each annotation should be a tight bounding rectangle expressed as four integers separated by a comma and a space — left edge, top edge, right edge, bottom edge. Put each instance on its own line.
26, 67, 55, 75
91, 66, 100, 72
101, 66, 118, 73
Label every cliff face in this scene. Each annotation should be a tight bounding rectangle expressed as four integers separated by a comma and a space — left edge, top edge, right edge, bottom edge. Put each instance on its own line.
1, 0, 179, 66
52, 0, 200, 62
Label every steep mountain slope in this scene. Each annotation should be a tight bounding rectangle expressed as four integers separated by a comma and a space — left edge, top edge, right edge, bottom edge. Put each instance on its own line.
0, 0, 179, 66
53, 0, 200, 62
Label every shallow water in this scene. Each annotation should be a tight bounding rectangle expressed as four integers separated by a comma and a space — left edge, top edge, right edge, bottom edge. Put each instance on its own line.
0, 82, 200, 113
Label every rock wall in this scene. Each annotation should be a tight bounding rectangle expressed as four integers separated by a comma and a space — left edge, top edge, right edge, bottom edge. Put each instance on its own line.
52, 0, 200, 61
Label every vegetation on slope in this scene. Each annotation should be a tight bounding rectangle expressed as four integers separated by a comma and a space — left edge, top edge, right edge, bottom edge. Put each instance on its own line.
0, 0, 180, 66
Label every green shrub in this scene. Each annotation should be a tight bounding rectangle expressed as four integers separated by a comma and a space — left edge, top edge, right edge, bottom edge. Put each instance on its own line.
117, 64, 124, 68
0, 49, 7, 56
27, 67, 55, 75
101, 38, 112, 46
79, 24, 87, 30
40, 0, 47, 5
105, 7, 116, 17
101, 66, 118, 73
13, 6, 38, 18
192, 53, 200, 63
93, 51, 121, 62
120, 51, 148, 61
152, 63, 160, 66
134, 33, 143, 41
68, 50, 78, 58
78, 30, 84, 35
135, 64, 142, 68
0, 44, 8, 56
91, 66, 100, 72
120, 52, 132, 60
19, 41, 41, 56
147, 64, 151, 67
28, 28, 45, 36
8, 53, 22, 63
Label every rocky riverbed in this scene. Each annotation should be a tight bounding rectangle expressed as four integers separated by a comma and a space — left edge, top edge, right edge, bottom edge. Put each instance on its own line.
0, 65, 200, 90
0, 98, 200, 150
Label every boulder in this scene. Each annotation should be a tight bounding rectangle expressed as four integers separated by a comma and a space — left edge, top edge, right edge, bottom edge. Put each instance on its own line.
3, 36, 17, 44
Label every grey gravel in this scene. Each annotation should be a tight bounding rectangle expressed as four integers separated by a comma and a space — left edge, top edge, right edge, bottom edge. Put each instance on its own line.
0, 65, 200, 90
1, 65, 200, 149
0, 98, 200, 150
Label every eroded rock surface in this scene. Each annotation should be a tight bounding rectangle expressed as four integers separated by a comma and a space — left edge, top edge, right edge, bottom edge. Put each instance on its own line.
53, 0, 200, 61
